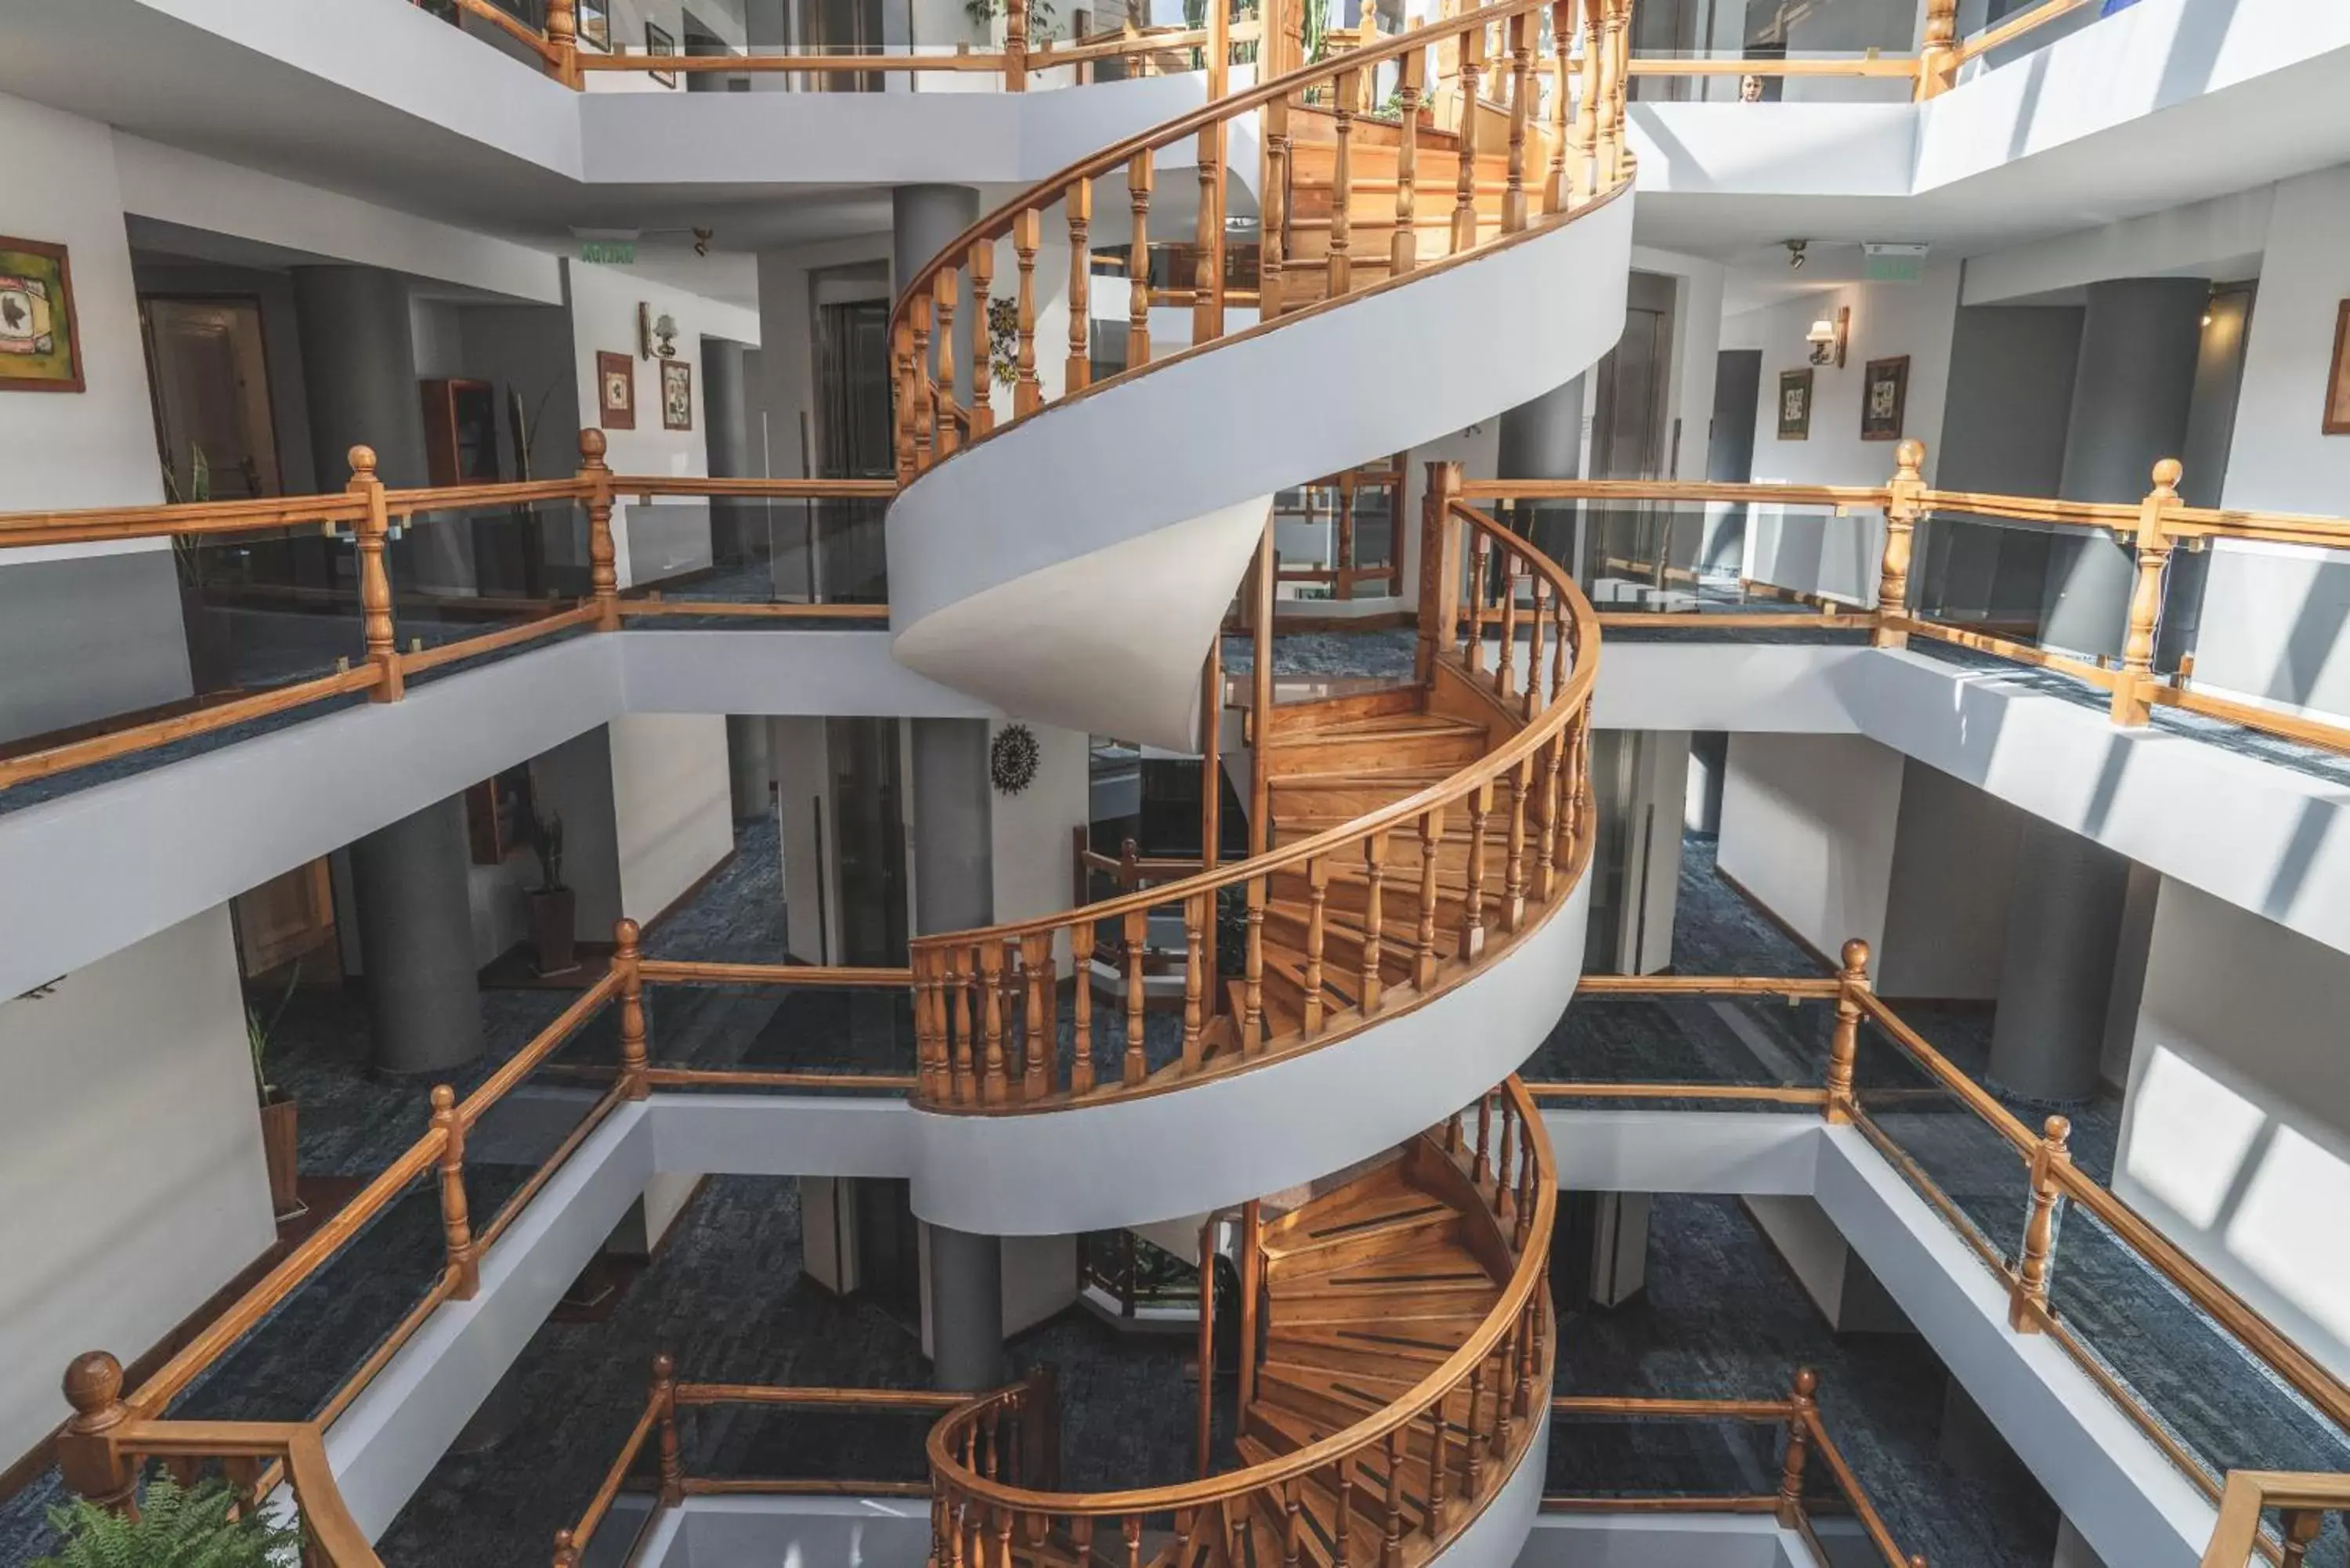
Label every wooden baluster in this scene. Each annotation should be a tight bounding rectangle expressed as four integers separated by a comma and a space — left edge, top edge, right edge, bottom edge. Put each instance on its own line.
1282, 1480, 1303, 1568
993, 1505, 1014, 1568
1524, 578, 1548, 721
1465, 527, 1492, 673
1022, 931, 1053, 1100
1426, 1403, 1451, 1533
1557, 719, 1582, 873
1473, 1089, 1493, 1186
1776, 1369, 1816, 1528
1574, 0, 1603, 200
2012, 1115, 2073, 1332
1123, 910, 1148, 1086
1195, 117, 1225, 345
934, 269, 960, 457
1446, 1110, 1463, 1154
1066, 180, 1094, 394
1124, 1513, 1142, 1568
653, 1353, 684, 1504
910, 294, 935, 469
1915, 0, 1958, 99
1302, 856, 1329, 1035
1451, 26, 1484, 253
1824, 938, 1870, 1125
1603, 0, 1629, 186
1495, 1104, 1517, 1218
2112, 457, 2182, 726
1004, 0, 1029, 87
969, 241, 996, 439
1875, 437, 1927, 647
1546, 1, 1572, 211
1261, 96, 1290, 320
614, 916, 648, 1098
1464, 1361, 1488, 1497
1244, 876, 1267, 1052
1502, 12, 1532, 232
346, 446, 405, 699
1071, 1517, 1094, 1568
1491, 1318, 1517, 1458
948, 949, 974, 1103
1071, 922, 1097, 1096
1329, 70, 1358, 295
914, 950, 942, 1103
1181, 895, 1207, 1072
892, 319, 918, 484
2280, 1508, 2324, 1568
1336, 478, 1357, 599
1502, 761, 1528, 934
1014, 210, 1043, 418
1393, 49, 1424, 276
1459, 781, 1490, 959
1514, 1293, 1538, 1415
430, 1085, 479, 1298
1551, 591, 1570, 707
1329, 1459, 1353, 1565
1535, 732, 1562, 904
1358, 832, 1387, 1013
1379, 1429, 1405, 1568
980, 941, 1008, 1104
1127, 153, 1155, 369
1414, 807, 1444, 988
554, 1529, 580, 1568
1495, 564, 1518, 697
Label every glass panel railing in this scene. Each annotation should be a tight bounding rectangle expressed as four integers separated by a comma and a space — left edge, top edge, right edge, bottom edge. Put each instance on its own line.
1847, 1016, 2035, 1271
621, 495, 890, 613
1524, 993, 1837, 1110
638, 978, 918, 1085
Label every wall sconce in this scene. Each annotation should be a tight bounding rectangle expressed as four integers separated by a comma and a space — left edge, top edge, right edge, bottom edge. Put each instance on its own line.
1808, 305, 1850, 369
637, 302, 680, 360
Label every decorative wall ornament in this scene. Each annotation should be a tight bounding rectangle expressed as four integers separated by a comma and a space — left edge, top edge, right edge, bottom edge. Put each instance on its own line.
989, 297, 1020, 387
990, 723, 1042, 795
1860, 355, 1910, 442
638, 301, 679, 359
596, 350, 636, 429
0, 237, 84, 393
661, 359, 693, 431
1777, 368, 1813, 441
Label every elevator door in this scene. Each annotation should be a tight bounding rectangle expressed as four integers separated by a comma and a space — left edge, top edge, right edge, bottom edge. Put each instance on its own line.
814, 298, 893, 602
1583, 273, 1679, 593
826, 717, 912, 966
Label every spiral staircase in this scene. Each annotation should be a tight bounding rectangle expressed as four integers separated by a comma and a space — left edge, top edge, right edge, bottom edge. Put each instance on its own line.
879, 3, 1637, 1565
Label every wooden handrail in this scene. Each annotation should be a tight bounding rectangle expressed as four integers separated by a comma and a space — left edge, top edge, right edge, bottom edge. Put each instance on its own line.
637, 959, 913, 987
2199, 1470, 2350, 1568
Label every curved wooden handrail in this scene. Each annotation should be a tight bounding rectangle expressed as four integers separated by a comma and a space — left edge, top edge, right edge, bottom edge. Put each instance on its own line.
927, 1078, 1554, 1528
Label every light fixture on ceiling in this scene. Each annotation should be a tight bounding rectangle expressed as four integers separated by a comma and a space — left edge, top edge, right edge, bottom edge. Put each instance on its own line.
1785, 239, 1809, 270
693, 227, 714, 257
1807, 305, 1849, 368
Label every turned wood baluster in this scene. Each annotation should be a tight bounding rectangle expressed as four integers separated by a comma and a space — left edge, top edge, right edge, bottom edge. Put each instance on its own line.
1014, 210, 1042, 418
910, 294, 936, 469
1123, 1513, 1142, 1568
1181, 895, 1207, 1071
1524, 578, 1549, 721
1195, 117, 1225, 345
1491, 1319, 1518, 1458
1330, 1461, 1353, 1565
968, 241, 996, 439
892, 319, 918, 482
1243, 876, 1267, 1051
1123, 910, 1148, 1086
1465, 1362, 1489, 1497
431, 1085, 479, 1298
1464, 529, 1491, 674
1066, 180, 1094, 394
1451, 27, 1484, 254
1473, 1091, 1493, 1185
1071, 1517, 1094, 1568
1503, 13, 1533, 233
1535, 732, 1562, 903
347, 447, 404, 699
1495, 563, 1518, 698
1551, 591, 1570, 703
1495, 1102, 1518, 1219
1261, 96, 1290, 319
1546, 1, 1573, 211
1394, 49, 1424, 276
1574, 0, 1603, 201
1502, 761, 1528, 933
1303, 856, 1330, 1035
950, 949, 976, 1103
1460, 781, 1490, 959
1022, 932, 1053, 1100
1776, 1370, 1817, 1527
1282, 1480, 1303, 1568
1414, 807, 1444, 988
978, 942, 1007, 1104
1379, 1429, 1405, 1568
1514, 1295, 1539, 1417
993, 1507, 1013, 1568
934, 270, 960, 457
1513, 1140, 1537, 1252
1071, 921, 1097, 1095
915, 951, 944, 1102
2012, 1115, 2073, 1331
1127, 154, 1155, 370
1359, 832, 1387, 1013
1329, 69, 1358, 295
1426, 1404, 1451, 1533
2280, 1508, 2324, 1568
1557, 719, 1582, 873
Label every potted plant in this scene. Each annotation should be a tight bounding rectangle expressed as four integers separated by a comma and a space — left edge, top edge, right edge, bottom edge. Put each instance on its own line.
34, 1472, 299, 1568
530, 810, 579, 976
163, 441, 237, 694
248, 960, 304, 1222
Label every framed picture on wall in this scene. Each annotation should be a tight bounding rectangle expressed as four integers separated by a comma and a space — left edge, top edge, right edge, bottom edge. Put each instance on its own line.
597, 350, 636, 429
661, 359, 693, 431
1777, 368, 1813, 440
0, 236, 85, 393
645, 19, 678, 86
2325, 301, 2350, 434
1860, 355, 1910, 441
576, 0, 610, 47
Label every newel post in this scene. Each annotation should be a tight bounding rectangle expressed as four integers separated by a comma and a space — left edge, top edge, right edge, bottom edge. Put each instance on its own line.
1914, 0, 1958, 100
653, 1352, 684, 1505
1874, 437, 1927, 648
581, 428, 620, 631
2110, 457, 2184, 728
1774, 1367, 1817, 1529
615, 917, 649, 1099
347, 445, 403, 702
1004, 0, 1030, 91
1417, 462, 1465, 684
432, 1084, 480, 1299
2011, 1115, 2072, 1331
1824, 938, 1870, 1125
58, 1352, 137, 1514
544, 0, 583, 87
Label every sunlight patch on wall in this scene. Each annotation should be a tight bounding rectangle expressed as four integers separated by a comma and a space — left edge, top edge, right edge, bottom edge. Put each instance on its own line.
2121, 1043, 2264, 1230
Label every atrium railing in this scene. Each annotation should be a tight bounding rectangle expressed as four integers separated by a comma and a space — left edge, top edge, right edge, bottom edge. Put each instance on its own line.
555, 1356, 981, 1568
1534, 949, 2350, 1534
1545, 1375, 1922, 1568
910, 495, 1600, 1111
1604, 0, 2099, 103
928, 1078, 1554, 1568
1459, 443, 2350, 759
890, 0, 1633, 485
0, 430, 891, 798
1274, 456, 1408, 604
2199, 1471, 2350, 1568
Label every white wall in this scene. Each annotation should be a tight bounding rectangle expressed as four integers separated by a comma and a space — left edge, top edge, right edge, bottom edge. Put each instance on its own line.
988, 720, 1089, 956
0, 907, 274, 1465
533, 724, 630, 941
609, 713, 737, 923
1716, 732, 1905, 973
2117, 877, 2350, 1383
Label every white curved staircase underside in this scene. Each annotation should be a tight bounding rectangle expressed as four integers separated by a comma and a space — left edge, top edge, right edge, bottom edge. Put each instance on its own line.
886, 190, 1635, 748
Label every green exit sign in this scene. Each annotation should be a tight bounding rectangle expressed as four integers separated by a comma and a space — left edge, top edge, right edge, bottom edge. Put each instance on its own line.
1863, 244, 1927, 283
580, 240, 637, 266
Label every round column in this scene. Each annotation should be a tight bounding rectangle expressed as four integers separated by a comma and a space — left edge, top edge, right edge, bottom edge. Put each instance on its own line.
1987, 818, 2128, 1104
930, 1223, 1007, 1391
893, 186, 983, 302
350, 792, 486, 1075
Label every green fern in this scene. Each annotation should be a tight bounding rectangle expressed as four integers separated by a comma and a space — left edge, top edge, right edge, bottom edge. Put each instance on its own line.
34, 1473, 301, 1568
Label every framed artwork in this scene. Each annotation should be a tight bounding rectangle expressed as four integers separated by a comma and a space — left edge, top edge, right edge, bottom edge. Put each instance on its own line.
597, 350, 636, 429
661, 358, 693, 431
577, 0, 610, 47
1860, 355, 1910, 441
2325, 301, 2350, 435
0, 237, 85, 393
1776, 368, 1813, 441
465, 766, 536, 866
645, 19, 677, 86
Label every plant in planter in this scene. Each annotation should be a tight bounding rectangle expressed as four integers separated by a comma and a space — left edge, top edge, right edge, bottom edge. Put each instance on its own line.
248, 959, 306, 1222
530, 810, 580, 977
34, 1469, 300, 1568
965, 0, 1058, 45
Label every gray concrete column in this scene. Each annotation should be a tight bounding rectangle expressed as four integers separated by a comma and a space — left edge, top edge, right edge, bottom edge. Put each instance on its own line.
910, 717, 994, 936
726, 714, 774, 823
349, 792, 486, 1075
1987, 817, 2130, 1104
930, 1223, 1006, 1391
291, 266, 429, 492
1495, 374, 1583, 569
702, 338, 757, 569
2040, 277, 2207, 656
893, 186, 983, 304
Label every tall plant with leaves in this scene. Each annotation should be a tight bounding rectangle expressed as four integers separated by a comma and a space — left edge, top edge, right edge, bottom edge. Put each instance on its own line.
247, 959, 303, 1106
34, 1472, 302, 1568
